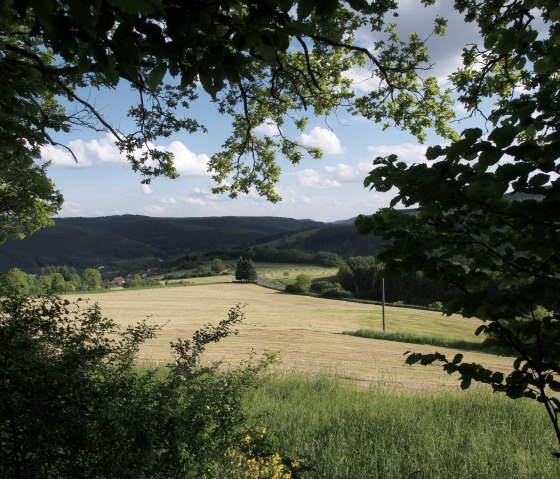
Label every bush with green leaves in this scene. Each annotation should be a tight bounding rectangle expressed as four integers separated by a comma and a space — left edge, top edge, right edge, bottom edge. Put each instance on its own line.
285, 274, 312, 294
123, 274, 161, 289
320, 283, 353, 299
235, 258, 257, 283
0, 296, 269, 478
211, 257, 227, 275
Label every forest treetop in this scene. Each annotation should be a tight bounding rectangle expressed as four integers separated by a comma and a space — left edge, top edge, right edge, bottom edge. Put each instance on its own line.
0, 0, 455, 241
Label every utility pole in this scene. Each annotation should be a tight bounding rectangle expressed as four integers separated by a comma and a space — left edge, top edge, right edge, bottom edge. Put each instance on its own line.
382, 277, 386, 332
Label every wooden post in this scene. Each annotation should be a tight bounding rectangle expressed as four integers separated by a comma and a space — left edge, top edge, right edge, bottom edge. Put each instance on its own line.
382, 277, 386, 332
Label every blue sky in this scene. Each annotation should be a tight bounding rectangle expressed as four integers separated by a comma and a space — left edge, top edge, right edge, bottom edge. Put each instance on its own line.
39, 1, 481, 222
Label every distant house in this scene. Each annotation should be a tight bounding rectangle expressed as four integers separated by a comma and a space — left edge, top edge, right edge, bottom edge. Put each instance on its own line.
111, 276, 125, 286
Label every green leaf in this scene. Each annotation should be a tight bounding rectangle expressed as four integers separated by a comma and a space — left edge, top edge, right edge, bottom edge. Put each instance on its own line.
549, 380, 560, 392
474, 325, 486, 336
460, 377, 472, 389
452, 353, 463, 364
147, 63, 167, 90
259, 42, 278, 65
488, 124, 518, 148
534, 57, 556, 75
528, 173, 550, 187
550, 6, 560, 22
106, 0, 161, 14
198, 69, 216, 98
513, 357, 524, 370
297, 0, 314, 19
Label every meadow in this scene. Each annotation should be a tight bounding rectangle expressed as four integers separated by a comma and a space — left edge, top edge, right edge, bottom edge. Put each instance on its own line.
67, 277, 560, 477
246, 376, 560, 478
158, 261, 338, 286
76, 278, 506, 391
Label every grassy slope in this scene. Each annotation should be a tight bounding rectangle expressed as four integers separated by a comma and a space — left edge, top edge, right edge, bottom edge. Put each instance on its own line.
254, 262, 339, 284
247, 376, 560, 478
69, 280, 512, 392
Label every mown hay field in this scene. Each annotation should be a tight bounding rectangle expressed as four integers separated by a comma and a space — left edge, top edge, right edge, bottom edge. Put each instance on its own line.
68, 280, 513, 392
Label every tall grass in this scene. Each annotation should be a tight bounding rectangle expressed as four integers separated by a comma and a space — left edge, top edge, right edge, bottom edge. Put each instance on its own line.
245, 376, 560, 478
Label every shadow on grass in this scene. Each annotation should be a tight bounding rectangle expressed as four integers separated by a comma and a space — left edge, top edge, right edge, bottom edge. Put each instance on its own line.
342, 329, 511, 355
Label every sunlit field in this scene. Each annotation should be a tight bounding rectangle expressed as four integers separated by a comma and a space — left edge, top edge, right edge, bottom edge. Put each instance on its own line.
68, 281, 513, 392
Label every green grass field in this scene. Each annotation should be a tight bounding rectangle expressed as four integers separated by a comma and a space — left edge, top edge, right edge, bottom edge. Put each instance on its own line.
69, 280, 509, 391
252, 262, 338, 285
66, 280, 560, 477
246, 376, 560, 478
157, 262, 338, 286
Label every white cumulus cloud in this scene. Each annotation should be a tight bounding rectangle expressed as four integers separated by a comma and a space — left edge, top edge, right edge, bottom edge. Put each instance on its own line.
324, 161, 373, 183
255, 118, 280, 136
41, 134, 211, 176
299, 127, 344, 154
141, 205, 166, 215
366, 143, 427, 165
167, 141, 211, 176
295, 169, 341, 189
140, 184, 153, 195
343, 65, 381, 93
40, 133, 125, 167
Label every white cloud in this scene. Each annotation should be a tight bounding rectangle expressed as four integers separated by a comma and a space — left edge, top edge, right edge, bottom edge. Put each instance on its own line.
276, 185, 312, 205
367, 143, 427, 165
41, 133, 126, 168
299, 126, 344, 154
40, 143, 93, 168
140, 184, 153, 195
181, 197, 208, 207
255, 118, 280, 136
58, 201, 88, 216
324, 161, 373, 182
141, 205, 166, 215
343, 65, 381, 93
295, 169, 341, 189
41, 134, 211, 176
158, 196, 178, 204
167, 141, 211, 176
85, 134, 125, 163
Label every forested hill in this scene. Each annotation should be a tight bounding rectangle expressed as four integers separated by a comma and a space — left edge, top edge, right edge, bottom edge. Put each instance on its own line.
0, 215, 323, 271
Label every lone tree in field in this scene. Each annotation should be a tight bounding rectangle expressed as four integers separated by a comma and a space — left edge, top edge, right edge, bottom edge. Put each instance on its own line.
210, 258, 226, 275
356, 0, 560, 448
0, 0, 456, 242
235, 258, 257, 283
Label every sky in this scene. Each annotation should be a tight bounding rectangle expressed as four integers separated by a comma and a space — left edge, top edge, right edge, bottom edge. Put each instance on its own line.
39, 1, 482, 223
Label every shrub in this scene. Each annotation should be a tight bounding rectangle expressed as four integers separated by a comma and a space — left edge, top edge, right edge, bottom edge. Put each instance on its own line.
0, 296, 269, 478
310, 280, 335, 294
321, 284, 353, 299
218, 427, 305, 479
285, 274, 312, 294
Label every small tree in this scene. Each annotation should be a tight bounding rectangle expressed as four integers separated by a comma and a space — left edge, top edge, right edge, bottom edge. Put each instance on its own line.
0, 268, 31, 295
211, 258, 226, 275
286, 274, 312, 294
81, 268, 102, 291
235, 258, 257, 283
49, 272, 68, 294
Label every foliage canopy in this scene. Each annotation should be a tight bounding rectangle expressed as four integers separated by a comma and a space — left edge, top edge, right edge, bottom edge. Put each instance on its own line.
356, 0, 560, 447
0, 295, 271, 478
0, 0, 455, 240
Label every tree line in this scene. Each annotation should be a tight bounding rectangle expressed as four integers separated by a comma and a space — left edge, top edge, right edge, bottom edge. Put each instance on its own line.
0, 266, 103, 296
